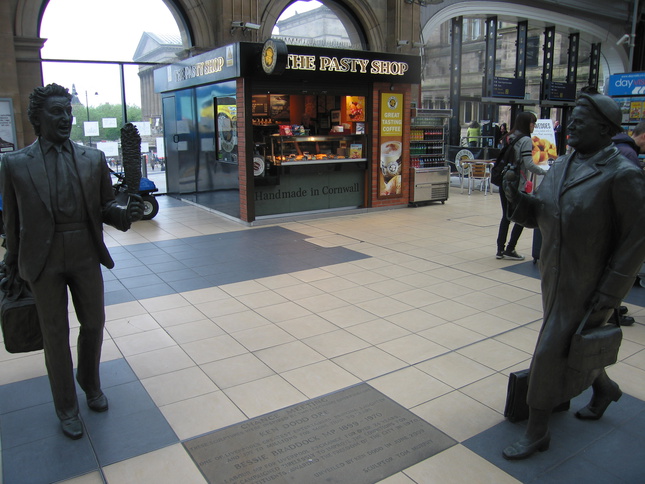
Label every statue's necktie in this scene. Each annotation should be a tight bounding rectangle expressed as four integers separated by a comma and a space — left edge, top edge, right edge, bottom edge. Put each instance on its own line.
55, 146, 75, 216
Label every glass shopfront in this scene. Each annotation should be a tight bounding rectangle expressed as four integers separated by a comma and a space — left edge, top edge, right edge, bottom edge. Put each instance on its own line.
155, 42, 420, 222
251, 87, 368, 216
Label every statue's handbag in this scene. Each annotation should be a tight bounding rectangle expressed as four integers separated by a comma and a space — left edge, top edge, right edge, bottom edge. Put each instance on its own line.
568, 307, 622, 372
0, 276, 43, 354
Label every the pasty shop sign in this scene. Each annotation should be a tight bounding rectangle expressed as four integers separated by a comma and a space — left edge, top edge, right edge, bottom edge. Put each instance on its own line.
286, 54, 409, 77
260, 40, 419, 83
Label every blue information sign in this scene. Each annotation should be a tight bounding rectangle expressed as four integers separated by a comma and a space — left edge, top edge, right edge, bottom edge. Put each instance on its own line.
492, 77, 525, 99
549, 81, 576, 101
608, 72, 645, 96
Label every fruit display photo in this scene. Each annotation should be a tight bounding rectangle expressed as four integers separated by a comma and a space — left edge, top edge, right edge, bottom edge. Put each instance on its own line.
532, 136, 558, 164
531, 119, 558, 165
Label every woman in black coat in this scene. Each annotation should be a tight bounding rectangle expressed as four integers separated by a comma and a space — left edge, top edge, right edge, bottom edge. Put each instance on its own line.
502, 90, 645, 460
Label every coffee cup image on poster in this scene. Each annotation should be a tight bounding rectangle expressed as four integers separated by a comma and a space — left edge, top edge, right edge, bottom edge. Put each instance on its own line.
380, 141, 402, 195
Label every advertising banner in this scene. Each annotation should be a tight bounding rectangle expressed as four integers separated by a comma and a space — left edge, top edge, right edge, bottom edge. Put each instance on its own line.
0, 98, 17, 152
379, 93, 403, 198
531, 119, 558, 164
608, 72, 645, 96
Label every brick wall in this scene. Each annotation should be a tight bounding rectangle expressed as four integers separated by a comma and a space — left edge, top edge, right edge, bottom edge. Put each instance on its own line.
237, 78, 250, 222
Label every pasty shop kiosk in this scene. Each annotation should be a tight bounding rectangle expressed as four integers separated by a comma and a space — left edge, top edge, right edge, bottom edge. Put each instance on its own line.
155, 41, 421, 223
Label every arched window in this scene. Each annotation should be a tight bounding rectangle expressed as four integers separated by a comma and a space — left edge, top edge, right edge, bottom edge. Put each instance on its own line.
39, 0, 187, 193
272, 1, 366, 50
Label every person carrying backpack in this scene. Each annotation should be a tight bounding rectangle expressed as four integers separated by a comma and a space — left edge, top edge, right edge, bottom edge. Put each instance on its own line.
495, 112, 548, 260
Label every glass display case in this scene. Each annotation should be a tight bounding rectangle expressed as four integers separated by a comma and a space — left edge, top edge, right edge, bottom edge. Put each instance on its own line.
267, 134, 367, 165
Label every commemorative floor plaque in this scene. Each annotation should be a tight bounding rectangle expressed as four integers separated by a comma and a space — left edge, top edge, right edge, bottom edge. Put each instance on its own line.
184, 383, 456, 483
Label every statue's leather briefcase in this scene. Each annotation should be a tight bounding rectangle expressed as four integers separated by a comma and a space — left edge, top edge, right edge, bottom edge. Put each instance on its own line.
1, 291, 42, 353
0, 262, 43, 353
504, 369, 530, 422
504, 369, 570, 422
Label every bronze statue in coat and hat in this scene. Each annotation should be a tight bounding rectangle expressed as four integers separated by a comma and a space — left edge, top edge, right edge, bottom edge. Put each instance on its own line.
502, 88, 645, 459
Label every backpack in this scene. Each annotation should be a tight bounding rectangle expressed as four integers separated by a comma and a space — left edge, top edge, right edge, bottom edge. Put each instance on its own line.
490, 135, 525, 186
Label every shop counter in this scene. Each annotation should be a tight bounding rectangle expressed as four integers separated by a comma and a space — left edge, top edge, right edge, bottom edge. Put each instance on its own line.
254, 159, 366, 216
278, 157, 367, 166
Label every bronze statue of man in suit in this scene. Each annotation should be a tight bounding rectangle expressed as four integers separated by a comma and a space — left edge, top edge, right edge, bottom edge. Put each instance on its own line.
0, 83, 143, 439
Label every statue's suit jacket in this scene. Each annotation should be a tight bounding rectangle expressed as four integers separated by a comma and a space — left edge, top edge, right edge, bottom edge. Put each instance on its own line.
0, 139, 129, 283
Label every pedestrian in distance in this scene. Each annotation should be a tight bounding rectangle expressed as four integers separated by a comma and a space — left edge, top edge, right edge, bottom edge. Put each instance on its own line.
495, 111, 547, 261
467, 120, 481, 147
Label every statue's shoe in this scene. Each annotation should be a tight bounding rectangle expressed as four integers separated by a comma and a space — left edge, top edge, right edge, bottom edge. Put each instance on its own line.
502, 432, 550, 460
61, 415, 83, 440
87, 392, 109, 412
575, 382, 622, 420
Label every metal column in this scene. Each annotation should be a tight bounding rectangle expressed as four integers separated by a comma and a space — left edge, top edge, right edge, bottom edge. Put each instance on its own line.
588, 43, 602, 89
540, 26, 556, 119
449, 16, 463, 146
511, 20, 528, 121
482, 17, 497, 123
558, 33, 580, 153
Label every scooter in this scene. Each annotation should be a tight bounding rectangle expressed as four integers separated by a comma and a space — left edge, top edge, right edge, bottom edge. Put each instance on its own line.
111, 171, 160, 220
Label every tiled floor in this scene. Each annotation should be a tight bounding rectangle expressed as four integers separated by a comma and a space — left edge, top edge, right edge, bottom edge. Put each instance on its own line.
1, 186, 644, 483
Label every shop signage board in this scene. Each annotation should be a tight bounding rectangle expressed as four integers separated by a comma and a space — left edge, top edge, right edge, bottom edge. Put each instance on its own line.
254, 163, 364, 216
378, 93, 404, 198
155, 42, 421, 93
266, 43, 420, 83
154, 44, 239, 92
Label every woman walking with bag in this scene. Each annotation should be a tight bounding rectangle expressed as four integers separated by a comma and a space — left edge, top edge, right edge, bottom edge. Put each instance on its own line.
501, 89, 645, 460
495, 112, 547, 260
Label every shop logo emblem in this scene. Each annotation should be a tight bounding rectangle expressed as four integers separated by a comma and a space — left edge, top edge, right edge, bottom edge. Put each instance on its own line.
387, 95, 399, 110
262, 39, 288, 75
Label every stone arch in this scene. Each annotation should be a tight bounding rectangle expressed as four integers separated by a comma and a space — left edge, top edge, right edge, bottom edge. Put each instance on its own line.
422, 1, 628, 80
259, 0, 384, 51
13, 0, 43, 38
170, 0, 213, 49
13, 0, 197, 51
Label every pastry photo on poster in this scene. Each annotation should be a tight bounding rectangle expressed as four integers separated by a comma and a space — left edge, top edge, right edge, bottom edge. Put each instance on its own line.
531, 119, 558, 165
379, 93, 404, 198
